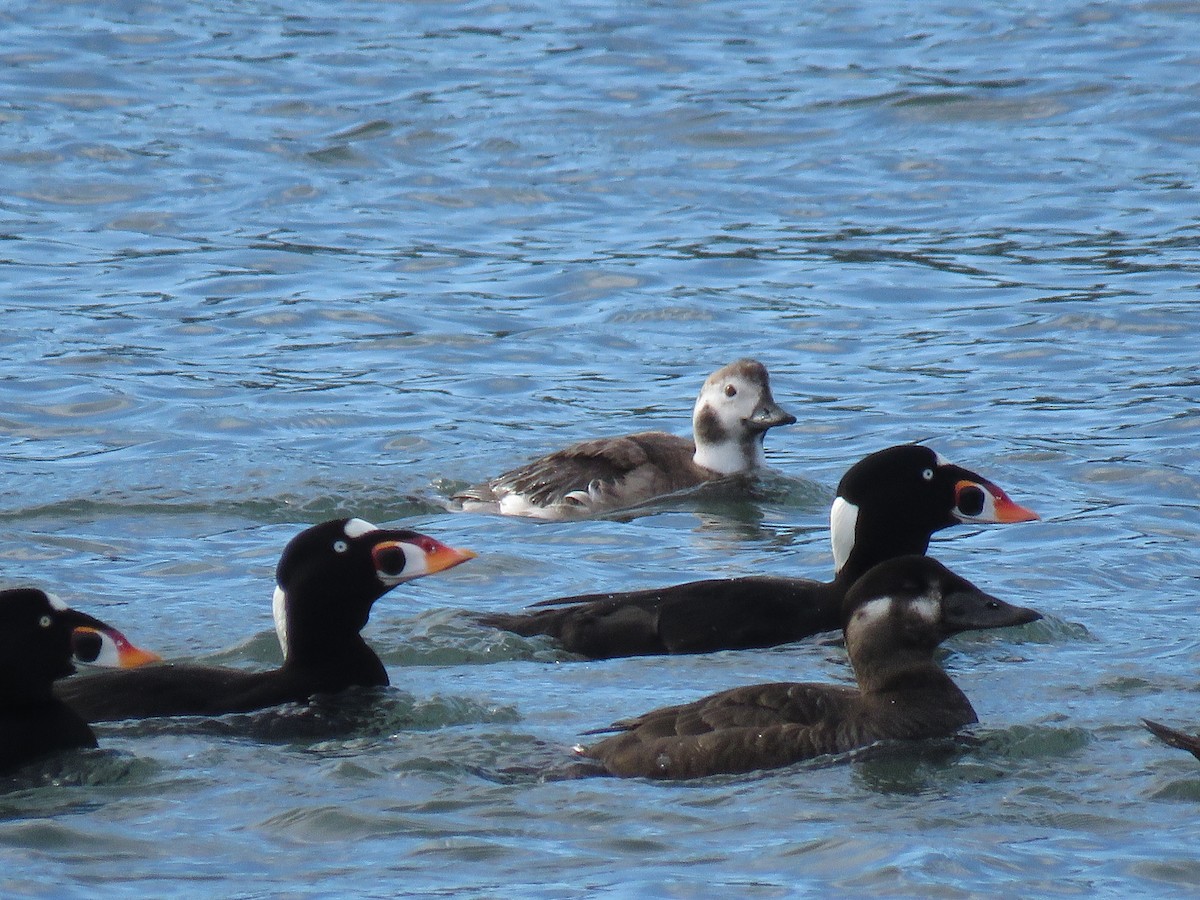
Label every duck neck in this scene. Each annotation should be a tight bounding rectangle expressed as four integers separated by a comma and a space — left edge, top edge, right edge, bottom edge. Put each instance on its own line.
692, 432, 762, 475
275, 587, 389, 688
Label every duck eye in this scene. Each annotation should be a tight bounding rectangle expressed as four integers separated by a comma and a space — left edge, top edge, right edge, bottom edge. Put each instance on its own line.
374, 545, 407, 576
957, 485, 985, 517
724, 384, 737, 397
38, 615, 52, 628
921, 468, 934, 481
333, 540, 349, 554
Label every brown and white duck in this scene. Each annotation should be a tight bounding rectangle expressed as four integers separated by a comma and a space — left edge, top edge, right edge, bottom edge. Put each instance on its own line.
450, 359, 794, 519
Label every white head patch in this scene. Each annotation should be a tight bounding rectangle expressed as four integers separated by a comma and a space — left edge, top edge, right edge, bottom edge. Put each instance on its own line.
343, 518, 378, 539
908, 597, 939, 623
933, 451, 951, 468
830, 497, 858, 573
272, 585, 290, 659
45, 592, 69, 611
853, 596, 894, 628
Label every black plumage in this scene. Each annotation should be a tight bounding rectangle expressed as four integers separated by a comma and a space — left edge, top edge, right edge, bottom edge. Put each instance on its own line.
1, 589, 145, 772
55, 519, 474, 722
475, 444, 1038, 658
577, 556, 1041, 779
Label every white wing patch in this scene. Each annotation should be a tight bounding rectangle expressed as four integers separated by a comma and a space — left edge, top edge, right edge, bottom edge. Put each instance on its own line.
829, 497, 859, 573
272, 585, 289, 659
343, 518, 378, 538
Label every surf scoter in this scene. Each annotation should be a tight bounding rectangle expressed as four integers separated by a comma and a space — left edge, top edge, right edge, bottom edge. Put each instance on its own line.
1, 588, 157, 772
1143, 719, 1200, 760
576, 555, 1042, 779
55, 518, 475, 722
474, 444, 1038, 658
450, 359, 795, 519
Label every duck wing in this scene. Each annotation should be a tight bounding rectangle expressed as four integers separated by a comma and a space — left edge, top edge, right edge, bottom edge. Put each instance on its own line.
54, 664, 287, 722
475, 575, 840, 659
455, 432, 695, 517
581, 681, 860, 779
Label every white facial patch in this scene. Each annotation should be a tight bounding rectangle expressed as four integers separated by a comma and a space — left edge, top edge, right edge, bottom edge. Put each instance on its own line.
272, 585, 290, 659
830, 497, 859, 573
852, 596, 894, 628
45, 592, 69, 611
908, 597, 939, 623
343, 518, 378, 539
933, 451, 951, 468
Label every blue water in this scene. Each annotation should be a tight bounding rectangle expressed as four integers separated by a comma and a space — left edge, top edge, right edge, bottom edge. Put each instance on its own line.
2, 0, 1200, 895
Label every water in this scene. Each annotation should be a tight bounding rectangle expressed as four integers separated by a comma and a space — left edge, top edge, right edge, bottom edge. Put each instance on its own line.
2, 0, 1199, 895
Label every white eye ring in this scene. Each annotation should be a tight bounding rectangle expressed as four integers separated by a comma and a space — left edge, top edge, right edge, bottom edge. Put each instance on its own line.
922, 468, 934, 481
39, 615, 52, 628
333, 540, 349, 553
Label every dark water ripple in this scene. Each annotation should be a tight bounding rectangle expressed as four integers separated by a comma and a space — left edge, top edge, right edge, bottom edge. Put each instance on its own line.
1, 0, 1200, 896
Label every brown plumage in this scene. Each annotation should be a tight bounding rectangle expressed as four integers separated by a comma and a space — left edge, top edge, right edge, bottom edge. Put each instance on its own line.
451, 359, 794, 519
577, 556, 1041, 779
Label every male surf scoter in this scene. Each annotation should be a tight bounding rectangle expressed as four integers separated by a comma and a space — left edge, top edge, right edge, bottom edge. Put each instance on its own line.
576, 555, 1042, 779
1, 588, 157, 772
474, 444, 1038, 658
55, 518, 475, 722
450, 359, 795, 519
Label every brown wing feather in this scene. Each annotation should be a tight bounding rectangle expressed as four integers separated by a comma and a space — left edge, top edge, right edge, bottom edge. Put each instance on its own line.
456, 431, 697, 512
584, 682, 863, 778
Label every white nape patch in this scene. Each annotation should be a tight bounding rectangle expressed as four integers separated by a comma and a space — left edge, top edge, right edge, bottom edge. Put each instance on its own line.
45, 592, 69, 611
343, 518, 378, 538
830, 497, 859, 573
853, 596, 895, 628
693, 438, 754, 475
934, 451, 951, 467
272, 585, 290, 659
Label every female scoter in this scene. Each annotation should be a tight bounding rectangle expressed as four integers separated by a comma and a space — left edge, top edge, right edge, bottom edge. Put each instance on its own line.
474, 444, 1038, 658
1143, 719, 1200, 760
1, 588, 157, 772
576, 555, 1042, 779
450, 359, 795, 519
55, 518, 475, 722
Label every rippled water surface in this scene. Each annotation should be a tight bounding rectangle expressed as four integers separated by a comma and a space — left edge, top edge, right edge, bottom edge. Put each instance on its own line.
2, 0, 1200, 895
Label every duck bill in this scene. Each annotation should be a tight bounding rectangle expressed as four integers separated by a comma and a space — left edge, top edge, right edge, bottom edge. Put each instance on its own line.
371, 535, 477, 584
954, 478, 1039, 524
745, 397, 797, 431
61, 609, 162, 668
941, 587, 1043, 634
421, 541, 478, 575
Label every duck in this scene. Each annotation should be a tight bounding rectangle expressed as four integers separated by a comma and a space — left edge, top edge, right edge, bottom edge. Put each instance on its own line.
54, 518, 475, 722
1143, 719, 1200, 760
1, 588, 158, 772
450, 359, 795, 519
474, 444, 1039, 659
575, 555, 1042, 779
